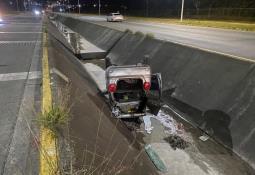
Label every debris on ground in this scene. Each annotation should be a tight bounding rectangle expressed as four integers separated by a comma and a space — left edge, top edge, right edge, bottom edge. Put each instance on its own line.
199, 134, 210, 141
143, 115, 154, 134
164, 135, 190, 150
122, 117, 142, 131
145, 144, 168, 173
152, 109, 184, 135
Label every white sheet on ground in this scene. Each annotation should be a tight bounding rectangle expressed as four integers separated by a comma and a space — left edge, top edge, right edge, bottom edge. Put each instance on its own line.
143, 115, 154, 134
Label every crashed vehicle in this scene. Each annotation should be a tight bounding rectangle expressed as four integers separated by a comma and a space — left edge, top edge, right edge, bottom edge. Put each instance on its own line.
106, 64, 162, 118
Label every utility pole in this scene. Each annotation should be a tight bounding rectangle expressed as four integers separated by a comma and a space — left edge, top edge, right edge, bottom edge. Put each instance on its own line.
16, 0, 20, 11
68, 0, 70, 13
146, 0, 149, 17
78, 0, 80, 14
98, 0, 101, 16
180, 0, 184, 22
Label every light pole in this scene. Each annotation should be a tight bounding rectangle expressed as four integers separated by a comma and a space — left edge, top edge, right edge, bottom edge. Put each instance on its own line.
98, 0, 101, 16
16, 0, 20, 11
180, 0, 184, 22
78, 0, 80, 14
146, 0, 149, 17
67, 0, 70, 13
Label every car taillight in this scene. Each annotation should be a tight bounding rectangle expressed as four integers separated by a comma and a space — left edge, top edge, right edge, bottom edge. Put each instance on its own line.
108, 83, 117, 92
143, 82, 151, 91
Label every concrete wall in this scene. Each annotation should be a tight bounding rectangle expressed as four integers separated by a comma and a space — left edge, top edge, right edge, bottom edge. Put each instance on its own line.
107, 32, 255, 168
54, 15, 255, 169
55, 15, 124, 52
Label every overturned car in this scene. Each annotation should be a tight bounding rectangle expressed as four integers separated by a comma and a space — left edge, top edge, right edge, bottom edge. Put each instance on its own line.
106, 64, 162, 118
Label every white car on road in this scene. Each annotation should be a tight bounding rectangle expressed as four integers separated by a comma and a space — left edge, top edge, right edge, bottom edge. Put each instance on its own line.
106, 13, 124, 22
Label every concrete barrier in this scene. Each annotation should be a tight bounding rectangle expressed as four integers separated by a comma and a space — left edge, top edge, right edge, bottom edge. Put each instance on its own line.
54, 15, 124, 52
53, 15, 255, 169
52, 20, 106, 59
107, 32, 255, 169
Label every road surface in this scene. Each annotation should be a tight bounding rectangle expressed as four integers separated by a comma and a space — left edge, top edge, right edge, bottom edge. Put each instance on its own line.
64, 14, 255, 61
0, 14, 42, 174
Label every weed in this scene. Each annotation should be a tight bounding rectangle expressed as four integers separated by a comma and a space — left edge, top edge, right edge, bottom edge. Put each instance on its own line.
124, 29, 133, 34
146, 33, 155, 38
38, 84, 71, 137
39, 105, 69, 136
134, 31, 144, 36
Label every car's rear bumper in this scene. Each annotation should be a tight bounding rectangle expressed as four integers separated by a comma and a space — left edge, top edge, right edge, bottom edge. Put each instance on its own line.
112, 18, 123, 22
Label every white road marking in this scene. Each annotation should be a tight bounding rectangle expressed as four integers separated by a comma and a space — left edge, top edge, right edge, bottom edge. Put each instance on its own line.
6, 23, 42, 25
0, 32, 42, 34
0, 41, 41, 44
158, 38, 255, 63
51, 68, 69, 82
0, 71, 41, 81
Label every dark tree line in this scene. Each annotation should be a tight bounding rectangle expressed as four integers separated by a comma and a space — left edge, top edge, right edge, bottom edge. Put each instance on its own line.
122, 0, 255, 10
191, 0, 255, 9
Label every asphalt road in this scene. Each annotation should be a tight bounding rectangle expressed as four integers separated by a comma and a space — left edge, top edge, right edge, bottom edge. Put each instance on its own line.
65, 14, 255, 61
0, 14, 42, 174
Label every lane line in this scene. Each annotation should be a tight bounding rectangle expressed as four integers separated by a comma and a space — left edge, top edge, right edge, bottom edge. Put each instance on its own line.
0, 32, 42, 34
156, 37, 255, 63
0, 71, 41, 81
51, 68, 69, 83
0, 41, 41, 43
40, 32, 58, 175
4, 23, 42, 25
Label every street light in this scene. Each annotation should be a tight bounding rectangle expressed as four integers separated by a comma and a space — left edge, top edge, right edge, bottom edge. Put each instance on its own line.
180, 0, 184, 22
16, 0, 19, 11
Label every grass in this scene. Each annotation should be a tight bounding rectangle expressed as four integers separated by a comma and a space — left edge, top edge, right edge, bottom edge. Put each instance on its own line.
38, 85, 71, 137
59, 109, 143, 175
127, 16, 255, 31
39, 105, 69, 135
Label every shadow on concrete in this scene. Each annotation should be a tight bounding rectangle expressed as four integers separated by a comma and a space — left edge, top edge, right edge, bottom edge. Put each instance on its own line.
201, 110, 233, 150
162, 88, 233, 152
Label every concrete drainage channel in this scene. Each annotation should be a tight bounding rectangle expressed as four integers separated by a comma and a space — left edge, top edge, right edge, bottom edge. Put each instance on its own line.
51, 20, 106, 59
50, 14, 255, 174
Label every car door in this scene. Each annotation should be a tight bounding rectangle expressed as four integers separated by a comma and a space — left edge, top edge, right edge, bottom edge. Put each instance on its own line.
147, 73, 162, 115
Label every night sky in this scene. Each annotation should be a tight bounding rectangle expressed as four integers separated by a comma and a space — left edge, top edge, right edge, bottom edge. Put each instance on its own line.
1, 0, 254, 17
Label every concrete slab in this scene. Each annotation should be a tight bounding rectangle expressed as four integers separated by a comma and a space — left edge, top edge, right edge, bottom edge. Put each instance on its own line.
140, 108, 255, 175
83, 63, 106, 92
52, 21, 106, 59
81, 62, 255, 175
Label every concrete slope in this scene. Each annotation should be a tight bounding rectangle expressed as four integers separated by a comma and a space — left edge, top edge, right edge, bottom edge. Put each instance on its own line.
107, 31, 255, 169
55, 15, 124, 52
47, 24, 159, 174
53, 14, 255, 170
65, 14, 255, 61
